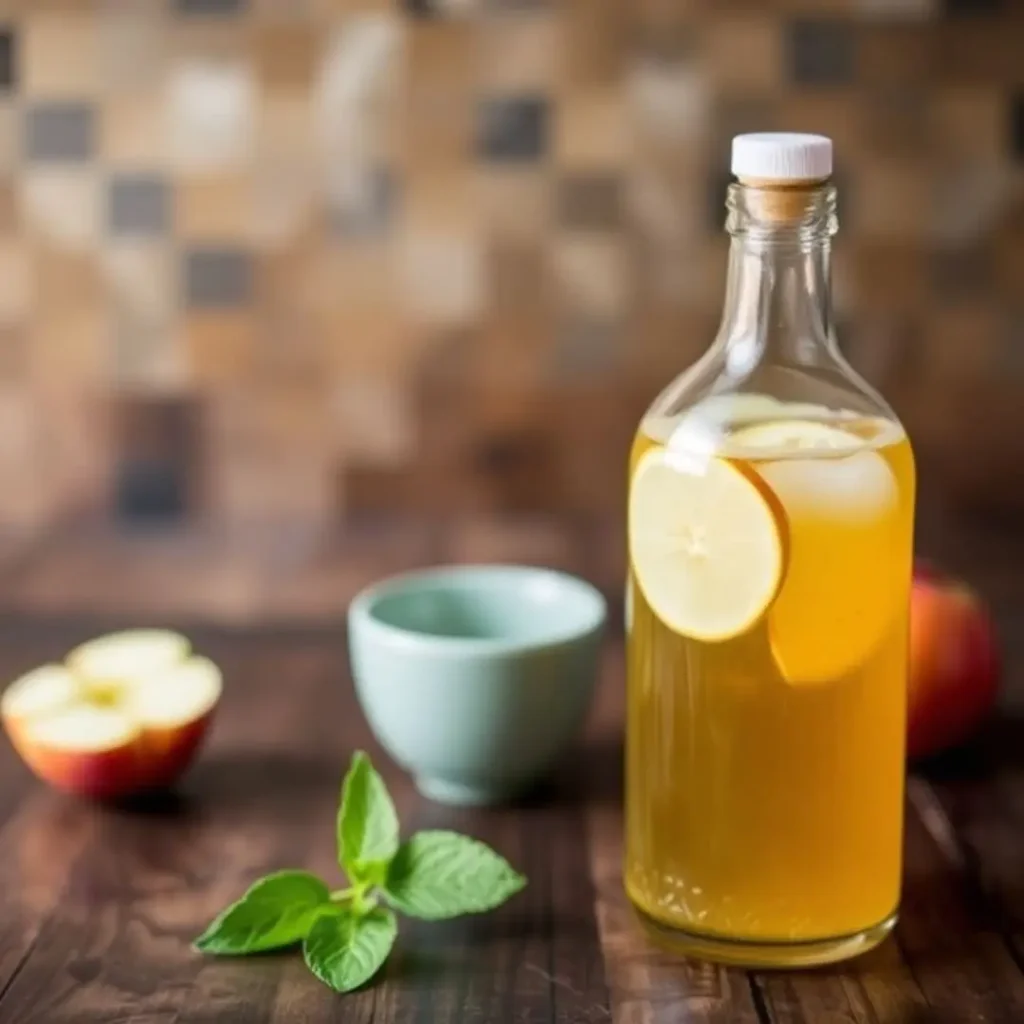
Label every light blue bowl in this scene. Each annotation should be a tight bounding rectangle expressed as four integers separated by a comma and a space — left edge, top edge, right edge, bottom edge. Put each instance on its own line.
348, 565, 606, 806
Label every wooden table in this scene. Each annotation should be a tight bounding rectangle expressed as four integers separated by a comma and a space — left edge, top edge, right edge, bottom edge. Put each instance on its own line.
0, 518, 1021, 1022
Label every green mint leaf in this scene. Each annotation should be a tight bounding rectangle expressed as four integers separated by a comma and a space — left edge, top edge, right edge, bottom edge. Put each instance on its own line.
303, 907, 397, 993
337, 751, 400, 880
194, 870, 331, 954
383, 831, 526, 921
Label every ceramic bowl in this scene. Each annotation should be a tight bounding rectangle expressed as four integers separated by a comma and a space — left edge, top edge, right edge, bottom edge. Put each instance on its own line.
348, 565, 606, 806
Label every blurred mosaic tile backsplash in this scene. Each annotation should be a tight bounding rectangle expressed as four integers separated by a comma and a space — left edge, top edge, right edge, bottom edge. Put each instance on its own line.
0, 0, 1022, 539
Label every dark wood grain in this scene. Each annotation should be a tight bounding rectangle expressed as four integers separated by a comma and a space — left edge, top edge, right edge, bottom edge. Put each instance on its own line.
0, 517, 1019, 1022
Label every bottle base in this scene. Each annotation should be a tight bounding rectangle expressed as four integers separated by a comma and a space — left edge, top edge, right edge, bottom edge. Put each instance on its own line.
635, 908, 898, 969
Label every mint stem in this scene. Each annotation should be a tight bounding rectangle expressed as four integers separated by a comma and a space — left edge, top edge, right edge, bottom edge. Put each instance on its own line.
329, 888, 355, 903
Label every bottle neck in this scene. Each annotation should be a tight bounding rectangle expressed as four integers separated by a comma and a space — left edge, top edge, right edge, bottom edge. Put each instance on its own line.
716, 181, 838, 375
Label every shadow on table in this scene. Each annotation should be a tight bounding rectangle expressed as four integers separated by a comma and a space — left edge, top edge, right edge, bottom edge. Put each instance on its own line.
382, 910, 595, 984
508, 732, 623, 809
111, 750, 338, 819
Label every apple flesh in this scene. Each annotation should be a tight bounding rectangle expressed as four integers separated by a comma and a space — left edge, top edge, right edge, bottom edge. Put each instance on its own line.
907, 574, 1000, 760
1, 631, 221, 799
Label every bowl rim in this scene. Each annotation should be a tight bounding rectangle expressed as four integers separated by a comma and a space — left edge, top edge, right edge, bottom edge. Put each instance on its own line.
348, 563, 607, 657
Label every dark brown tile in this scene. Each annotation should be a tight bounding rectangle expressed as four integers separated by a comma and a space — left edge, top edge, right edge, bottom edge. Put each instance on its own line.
112, 395, 203, 524
556, 174, 623, 232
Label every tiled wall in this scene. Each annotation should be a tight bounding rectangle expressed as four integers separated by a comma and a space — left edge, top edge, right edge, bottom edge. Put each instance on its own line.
0, 0, 1022, 540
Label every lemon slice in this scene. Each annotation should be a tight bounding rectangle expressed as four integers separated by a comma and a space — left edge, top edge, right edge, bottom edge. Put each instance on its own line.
729, 419, 863, 457
629, 448, 786, 642
732, 421, 901, 685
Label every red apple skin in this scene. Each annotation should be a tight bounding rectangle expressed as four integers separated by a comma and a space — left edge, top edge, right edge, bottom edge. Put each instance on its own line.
3, 710, 215, 799
907, 577, 1000, 760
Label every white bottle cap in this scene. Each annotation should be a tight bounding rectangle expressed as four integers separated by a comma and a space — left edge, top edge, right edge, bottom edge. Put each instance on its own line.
731, 133, 833, 182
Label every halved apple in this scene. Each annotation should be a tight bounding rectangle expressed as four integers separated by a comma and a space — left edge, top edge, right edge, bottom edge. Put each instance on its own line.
1, 631, 221, 799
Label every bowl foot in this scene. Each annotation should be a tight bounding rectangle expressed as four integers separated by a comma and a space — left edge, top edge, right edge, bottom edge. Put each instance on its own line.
415, 776, 518, 806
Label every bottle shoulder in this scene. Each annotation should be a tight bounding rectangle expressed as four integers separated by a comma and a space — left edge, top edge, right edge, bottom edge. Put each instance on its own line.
641, 343, 905, 435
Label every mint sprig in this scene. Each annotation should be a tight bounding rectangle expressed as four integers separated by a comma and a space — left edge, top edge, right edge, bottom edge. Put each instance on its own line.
194, 752, 526, 994
337, 751, 399, 882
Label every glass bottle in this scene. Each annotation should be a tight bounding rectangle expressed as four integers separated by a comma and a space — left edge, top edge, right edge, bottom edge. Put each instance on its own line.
624, 134, 915, 967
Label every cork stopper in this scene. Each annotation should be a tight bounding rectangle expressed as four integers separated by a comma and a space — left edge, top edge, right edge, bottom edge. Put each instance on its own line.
731, 134, 832, 223
734, 178, 827, 223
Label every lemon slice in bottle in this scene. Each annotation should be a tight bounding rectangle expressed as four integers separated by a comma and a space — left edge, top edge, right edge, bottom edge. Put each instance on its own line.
731, 420, 900, 686
727, 418, 863, 456
628, 448, 787, 642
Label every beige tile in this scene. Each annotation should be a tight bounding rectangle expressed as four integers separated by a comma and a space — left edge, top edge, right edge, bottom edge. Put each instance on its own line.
251, 163, 318, 249
407, 22, 474, 91
30, 307, 108, 388
259, 91, 316, 162
313, 242, 398, 317
214, 456, 335, 529
0, 102, 19, 174
0, 387, 53, 534
473, 324, 549, 389
552, 237, 629, 318
32, 247, 101, 310
629, 164, 706, 247
102, 92, 169, 167
250, 307, 327, 386
475, 168, 551, 240
0, 243, 34, 326
20, 169, 102, 253
254, 24, 321, 89
404, 169, 476, 234
0, 184, 17, 235
112, 320, 190, 393
560, 0, 628, 88
186, 312, 255, 384
177, 176, 252, 242
333, 373, 414, 465
477, 15, 559, 92
487, 240, 551, 318
397, 91, 472, 174
210, 381, 332, 457
632, 237, 725, 313
98, 0, 167, 91
254, 0, 332, 17
401, 232, 484, 326
628, 61, 711, 150
0, 326, 27, 381
167, 20, 248, 65
321, 0, 396, 13
555, 91, 629, 171
705, 15, 782, 94
253, 93, 318, 247
102, 242, 177, 325
24, 12, 100, 97
323, 310, 415, 374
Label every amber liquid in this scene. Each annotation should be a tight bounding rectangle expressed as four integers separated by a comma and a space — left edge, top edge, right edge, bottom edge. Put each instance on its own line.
625, 412, 915, 953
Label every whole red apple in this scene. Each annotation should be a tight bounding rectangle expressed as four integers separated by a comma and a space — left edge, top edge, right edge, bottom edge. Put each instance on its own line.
907, 572, 1000, 760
